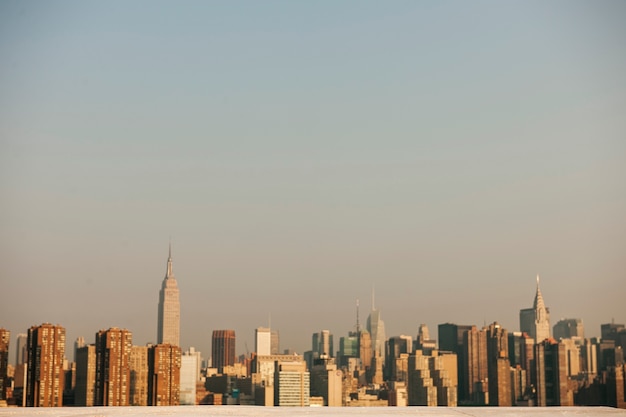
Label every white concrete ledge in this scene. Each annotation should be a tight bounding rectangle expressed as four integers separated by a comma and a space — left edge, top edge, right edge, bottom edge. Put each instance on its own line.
0, 406, 625, 417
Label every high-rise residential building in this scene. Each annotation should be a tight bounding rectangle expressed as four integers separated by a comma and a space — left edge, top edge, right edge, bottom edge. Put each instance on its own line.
408, 350, 437, 406
26, 323, 66, 407
520, 275, 550, 344
366, 292, 386, 357
148, 344, 181, 406
15, 333, 27, 366
553, 318, 584, 340
157, 244, 180, 347
463, 325, 488, 405
212, 330, 235, 374
535, 338, 574, 406
485, 322, 512, 406
0, 328, 9, 401
255, 327, 271, 356
129, 346, 148, 406
95, 328, 132, 406
180, 352, 198, 405
274, 359, 310, 406
75, 345, 97, 406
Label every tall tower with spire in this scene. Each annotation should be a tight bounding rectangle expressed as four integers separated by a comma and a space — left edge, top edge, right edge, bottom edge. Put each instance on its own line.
157, 243, 180, 346
519, 275, 550, 343
366, 286, 386, 357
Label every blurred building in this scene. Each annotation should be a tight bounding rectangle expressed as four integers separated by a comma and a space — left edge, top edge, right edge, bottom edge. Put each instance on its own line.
0, 328, 9, 402
180, 353, 197, 405
129, 345, 148, 406
554, 319, 584, 340
15, 333, 28, 366
255, 328, 271, 356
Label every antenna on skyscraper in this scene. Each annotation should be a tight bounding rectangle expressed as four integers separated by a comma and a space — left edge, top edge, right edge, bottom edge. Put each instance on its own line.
356, 299, 360, 332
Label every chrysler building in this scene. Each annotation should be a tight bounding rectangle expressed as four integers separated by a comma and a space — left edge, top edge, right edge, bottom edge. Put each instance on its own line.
519, 275, 550, 343
157, 244, 180, 346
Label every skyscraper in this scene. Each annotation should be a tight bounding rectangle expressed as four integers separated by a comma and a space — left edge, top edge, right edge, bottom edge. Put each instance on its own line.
535, 338, 574, 406
0, 329, 9, 401
485, 322, 512, 406
255, 327, 271, 356
463, 325, 488, 405
212, 330, 235, 374
157, 244, 180, 347
366, 289, 386, 357
95, 328, 132, 406
520, 275, 550, 344
15, 333, 27, 366
312, 330, 333, 357
26, 323, 66, 407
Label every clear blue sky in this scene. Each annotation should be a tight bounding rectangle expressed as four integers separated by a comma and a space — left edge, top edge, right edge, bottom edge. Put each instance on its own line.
1, 1, 625, 360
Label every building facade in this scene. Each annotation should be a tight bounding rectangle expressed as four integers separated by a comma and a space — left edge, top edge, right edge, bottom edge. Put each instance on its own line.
0, 329, 9, 401
95, 328, 132, 406
274, 360, 310, 406
212, 330, 236, 374
157, 244, 180, 347
129, 346, 149, 406
26, 323, 66, 407
255, 328, 271, 356
75, 345, 97, 406
148, 344, 181, 406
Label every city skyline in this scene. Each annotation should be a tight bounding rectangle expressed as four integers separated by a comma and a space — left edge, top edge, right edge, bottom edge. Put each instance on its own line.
1, 1, 625, 363
1, 268, 623, 363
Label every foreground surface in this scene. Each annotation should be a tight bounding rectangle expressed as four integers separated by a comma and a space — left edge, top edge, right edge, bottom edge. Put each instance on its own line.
0, 407, 625, 417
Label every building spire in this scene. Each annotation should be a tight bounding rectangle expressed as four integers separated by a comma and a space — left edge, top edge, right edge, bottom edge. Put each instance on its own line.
166, 242, 173, 279
533, 274, 545, 310
372, 284, 375, 311
356, 299, 360, 333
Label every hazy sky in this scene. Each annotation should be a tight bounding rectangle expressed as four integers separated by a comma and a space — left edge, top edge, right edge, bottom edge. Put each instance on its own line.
1, 1, 625, 362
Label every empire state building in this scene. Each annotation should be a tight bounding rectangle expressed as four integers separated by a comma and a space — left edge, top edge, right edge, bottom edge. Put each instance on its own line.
157, 244, 180, 346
